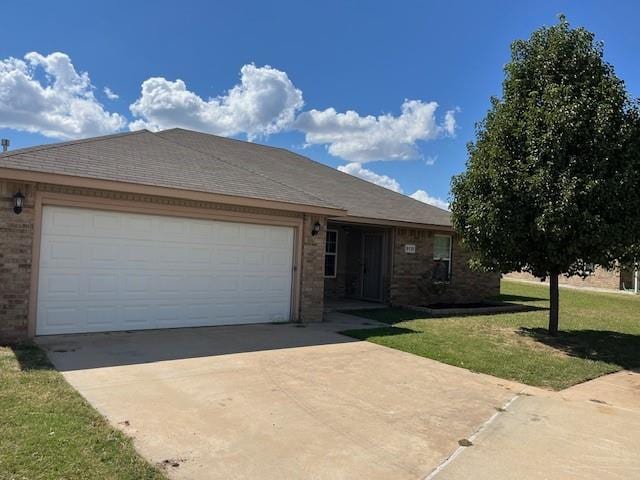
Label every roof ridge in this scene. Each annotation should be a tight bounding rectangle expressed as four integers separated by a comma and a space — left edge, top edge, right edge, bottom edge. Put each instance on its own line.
162, 128, 289, 154
152, 130, 341, 209
0, 130, 148, 159
161, 129, 450, 215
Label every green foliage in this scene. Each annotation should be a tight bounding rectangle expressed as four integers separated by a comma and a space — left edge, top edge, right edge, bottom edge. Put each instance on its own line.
451, 16, 640, 279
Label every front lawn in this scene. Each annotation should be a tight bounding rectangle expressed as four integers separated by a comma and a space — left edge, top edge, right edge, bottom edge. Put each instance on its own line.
0, 344, 165, 479
342, 280, 640, 390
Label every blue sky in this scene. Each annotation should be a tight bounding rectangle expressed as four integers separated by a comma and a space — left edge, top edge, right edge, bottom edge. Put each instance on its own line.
1, 1, 639, 208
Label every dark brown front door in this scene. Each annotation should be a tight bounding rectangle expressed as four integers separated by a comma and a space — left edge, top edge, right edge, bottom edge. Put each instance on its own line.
362, 234, 383, 300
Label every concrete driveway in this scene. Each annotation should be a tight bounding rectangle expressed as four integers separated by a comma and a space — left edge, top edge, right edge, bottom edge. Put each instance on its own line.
38, 313, 522, 480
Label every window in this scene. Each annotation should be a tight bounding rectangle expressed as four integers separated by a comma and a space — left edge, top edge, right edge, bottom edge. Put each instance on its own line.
432, 235, 452, 282
324, 230, 338, 277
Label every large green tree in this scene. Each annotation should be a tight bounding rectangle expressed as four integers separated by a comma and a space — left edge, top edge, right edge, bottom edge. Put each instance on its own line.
451, 16, 640, 335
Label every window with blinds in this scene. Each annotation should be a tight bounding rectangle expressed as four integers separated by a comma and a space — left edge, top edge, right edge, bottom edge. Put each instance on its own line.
432, 235, 452, 282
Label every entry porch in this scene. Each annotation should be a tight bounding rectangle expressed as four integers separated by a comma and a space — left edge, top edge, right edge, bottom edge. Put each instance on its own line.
323, 221, 392, 307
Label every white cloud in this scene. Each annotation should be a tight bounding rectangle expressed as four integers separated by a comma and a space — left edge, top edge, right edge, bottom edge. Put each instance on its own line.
129, 64, 304, 140
337, 162, 403, 192
337, 162, 449, 210
294, 100, 456, 162
103, 87, 119, 100
410, 189, 449, 210
443, 108, 457, 136
0, 52, 126, 139
0, 53, 455, 167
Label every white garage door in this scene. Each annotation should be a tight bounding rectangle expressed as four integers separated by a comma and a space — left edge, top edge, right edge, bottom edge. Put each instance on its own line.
36, 206, 294, 335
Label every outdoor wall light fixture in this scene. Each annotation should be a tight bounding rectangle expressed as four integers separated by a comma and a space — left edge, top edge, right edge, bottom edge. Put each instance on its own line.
13, 191, 24, 214
312, 221, 321, 236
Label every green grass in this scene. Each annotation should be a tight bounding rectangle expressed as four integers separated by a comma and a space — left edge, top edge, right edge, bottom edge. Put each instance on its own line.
0, 344, 165, 480
342, 280, 640, 390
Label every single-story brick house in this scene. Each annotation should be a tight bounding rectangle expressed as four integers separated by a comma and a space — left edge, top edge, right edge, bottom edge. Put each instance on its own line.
506, 266, 638, 293
0, 128, 498, 341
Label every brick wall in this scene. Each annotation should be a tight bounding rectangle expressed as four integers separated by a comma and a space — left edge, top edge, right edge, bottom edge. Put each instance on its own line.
299, 214, 327, 322
390, 227, 500, 306
505, 268, 622, 290
0, 181, 35, 342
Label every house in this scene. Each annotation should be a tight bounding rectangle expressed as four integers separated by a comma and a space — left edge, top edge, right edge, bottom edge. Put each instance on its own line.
506, 267, 639, 293
0, 128, 499, 340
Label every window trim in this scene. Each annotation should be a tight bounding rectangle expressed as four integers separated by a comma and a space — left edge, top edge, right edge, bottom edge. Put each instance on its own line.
324, 229, 338, 278
433, 234, 452, 283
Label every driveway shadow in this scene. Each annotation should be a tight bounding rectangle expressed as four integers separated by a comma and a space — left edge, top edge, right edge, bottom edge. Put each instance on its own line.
518, 327, 640, 371
11, 343, 55, 371
35, 321, 370, 372
340, 326, 417, 340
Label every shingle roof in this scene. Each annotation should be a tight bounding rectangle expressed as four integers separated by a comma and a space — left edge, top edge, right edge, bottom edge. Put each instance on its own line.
0, 130, 337, 210
0, 128, 452, 226
157, 129, 452, 226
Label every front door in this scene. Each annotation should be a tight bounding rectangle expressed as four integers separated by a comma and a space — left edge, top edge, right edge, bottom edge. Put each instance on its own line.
362, 234, 383, 300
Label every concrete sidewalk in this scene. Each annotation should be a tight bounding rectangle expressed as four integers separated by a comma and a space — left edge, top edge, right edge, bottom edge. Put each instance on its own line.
433, 371, 640, 480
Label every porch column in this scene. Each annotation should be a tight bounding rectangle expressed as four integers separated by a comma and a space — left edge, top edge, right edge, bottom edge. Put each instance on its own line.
299, 214, 327, 322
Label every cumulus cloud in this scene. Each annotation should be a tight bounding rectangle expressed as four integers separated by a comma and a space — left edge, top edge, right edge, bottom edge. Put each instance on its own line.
0, 52, 456, 167
0, 52, 126, 139
337, 162, 449, 210
337, 162, 402, 192
103, 87, 119, 100
129, 64, 304, 140
295, 100, 456, 162
410, 189, 449, 210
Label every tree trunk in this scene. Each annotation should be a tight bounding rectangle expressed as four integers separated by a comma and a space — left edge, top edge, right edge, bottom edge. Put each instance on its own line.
548, 273, 559, 336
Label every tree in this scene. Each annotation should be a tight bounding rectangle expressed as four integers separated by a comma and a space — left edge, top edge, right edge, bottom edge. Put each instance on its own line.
450, 16, 640, 335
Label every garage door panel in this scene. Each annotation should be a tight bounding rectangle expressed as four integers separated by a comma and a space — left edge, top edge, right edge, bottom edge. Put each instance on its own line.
92, 212, 123, 233
40, 306, 82, 329
217, 247, 242, 265
211, 275, 240, 293
86, 243, 120, 266
42, 272, 82, 298
87, 274, 120, 295
43, 208, 86, 235
41, 240, 84, 268
123, 215, 154, 234
37, 206, 294, 335
86, 306, 118, 327
242, 250, 265, 267
122, 305, 153, 327
156, 274, 185, 294
124, 275, 153, 294
187, 247, 212, 266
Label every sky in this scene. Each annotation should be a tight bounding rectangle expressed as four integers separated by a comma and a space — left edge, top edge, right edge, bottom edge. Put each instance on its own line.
1, 1, 639, 210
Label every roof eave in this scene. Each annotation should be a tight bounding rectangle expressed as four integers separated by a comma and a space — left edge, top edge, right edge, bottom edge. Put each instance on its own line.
0, 167, 347, 217
328, 214, 453, 231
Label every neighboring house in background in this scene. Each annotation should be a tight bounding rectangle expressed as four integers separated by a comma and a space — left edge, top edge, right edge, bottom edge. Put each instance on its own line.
0, 128, 498, 341
506, 266, 639, 293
